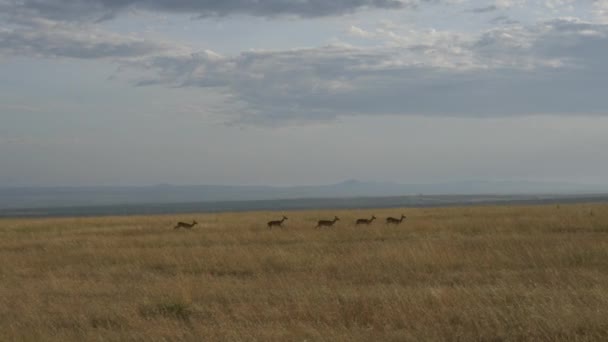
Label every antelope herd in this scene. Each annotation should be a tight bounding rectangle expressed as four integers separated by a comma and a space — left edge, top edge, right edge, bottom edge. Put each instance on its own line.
174, 214, 406, 230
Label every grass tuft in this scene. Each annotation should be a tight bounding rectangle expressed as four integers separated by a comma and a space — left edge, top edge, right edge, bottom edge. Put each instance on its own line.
140, 301, 193, 321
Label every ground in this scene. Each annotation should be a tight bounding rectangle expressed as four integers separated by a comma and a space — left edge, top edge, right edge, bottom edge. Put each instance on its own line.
1, 204, 607, 341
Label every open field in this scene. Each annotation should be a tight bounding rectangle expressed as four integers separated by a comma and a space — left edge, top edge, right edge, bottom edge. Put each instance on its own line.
1, 204, 608, 341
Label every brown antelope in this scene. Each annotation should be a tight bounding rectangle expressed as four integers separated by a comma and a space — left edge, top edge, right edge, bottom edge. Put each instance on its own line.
174, 220, 198, 230
356, 215, 376, 226
316, 216, 340, 228
386, 214, 406, 225
267, 216, 288, 229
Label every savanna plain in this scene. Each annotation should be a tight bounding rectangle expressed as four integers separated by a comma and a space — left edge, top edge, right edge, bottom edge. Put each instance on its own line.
1, 204, 608, 341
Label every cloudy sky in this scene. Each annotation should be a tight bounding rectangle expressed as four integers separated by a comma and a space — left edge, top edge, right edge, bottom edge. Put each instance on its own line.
1, 0, 608, 187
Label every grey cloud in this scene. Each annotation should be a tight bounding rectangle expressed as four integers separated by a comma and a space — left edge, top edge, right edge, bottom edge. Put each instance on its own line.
475, 19, 608, 67
532, 19, 608, 65
1, 0, 432, 21
489, 15, 519, 25
0, 19, 172, 59
470, 5, 497, 13
131, 19, 608, 123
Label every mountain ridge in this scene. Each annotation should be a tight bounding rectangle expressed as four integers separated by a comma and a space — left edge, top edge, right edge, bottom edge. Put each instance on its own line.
1, 179, 607, 210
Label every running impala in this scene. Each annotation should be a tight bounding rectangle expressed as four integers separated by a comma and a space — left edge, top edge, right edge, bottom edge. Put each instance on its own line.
386, 214, 406, 225
174, 220, 198, 230
267, 216, 288, 229
356, 215, 376, 226
316, 216, 340, 228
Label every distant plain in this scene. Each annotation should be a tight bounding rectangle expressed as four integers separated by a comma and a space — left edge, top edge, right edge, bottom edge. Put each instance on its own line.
1, 203, 608, 341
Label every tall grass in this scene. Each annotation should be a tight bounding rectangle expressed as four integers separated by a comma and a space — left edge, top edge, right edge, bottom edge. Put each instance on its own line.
1, 204, 607, 341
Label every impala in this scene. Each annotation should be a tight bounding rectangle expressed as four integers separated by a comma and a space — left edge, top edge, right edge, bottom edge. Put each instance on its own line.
386, 214, 406, 225
356, 215, 376, 226
316, 216, 340, 228
267, 216, 288, 229
174, 220, 198, 230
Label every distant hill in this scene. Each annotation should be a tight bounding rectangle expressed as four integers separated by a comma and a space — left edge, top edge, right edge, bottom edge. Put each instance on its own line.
1, 180, 607, 210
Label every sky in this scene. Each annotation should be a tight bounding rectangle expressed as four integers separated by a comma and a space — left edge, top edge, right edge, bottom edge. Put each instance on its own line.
1, 0, 608, 187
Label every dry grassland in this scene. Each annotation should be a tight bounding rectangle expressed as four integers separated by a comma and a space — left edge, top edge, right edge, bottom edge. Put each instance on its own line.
1, 204, 608, 341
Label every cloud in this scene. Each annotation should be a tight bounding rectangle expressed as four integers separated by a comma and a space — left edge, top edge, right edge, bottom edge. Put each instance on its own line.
470, 5, 498, 13
0, 0, 434, 21
495, 0, 527, 9
544, 0, 576, 11
347, 25, 376, 38
489, 15, 519, 25
594, 0, 608, 23
0, 17, 177, 59
3, 0, 606, 125
128, 18, 608, 123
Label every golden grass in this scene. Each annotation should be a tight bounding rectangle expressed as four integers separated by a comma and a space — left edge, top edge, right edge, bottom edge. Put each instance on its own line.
1, 203, 608, 341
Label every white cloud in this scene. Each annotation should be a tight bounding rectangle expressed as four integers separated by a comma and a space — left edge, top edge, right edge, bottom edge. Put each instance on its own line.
2, 0, 607, 125
119, 18, 608, 123
495, 0, 527, 9
347, 25, 376, 38
544, 0, 573, 9
594, 0, 608, 23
